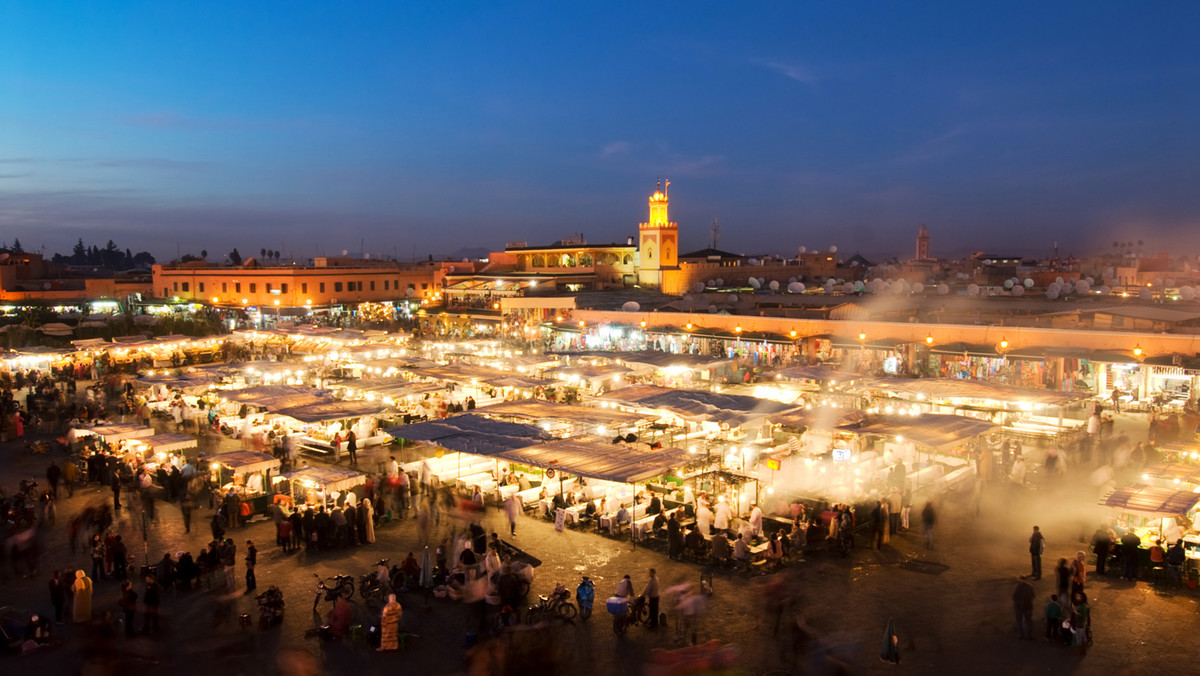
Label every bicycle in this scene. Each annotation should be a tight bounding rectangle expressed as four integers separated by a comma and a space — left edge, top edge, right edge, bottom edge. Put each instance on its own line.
609, 595, 650, 636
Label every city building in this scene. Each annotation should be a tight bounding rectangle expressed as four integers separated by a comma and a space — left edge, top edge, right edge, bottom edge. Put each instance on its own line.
151, 257, 452, 312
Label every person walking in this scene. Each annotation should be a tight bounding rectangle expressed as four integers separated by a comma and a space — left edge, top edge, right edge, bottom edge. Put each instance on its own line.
1029, 526, 1045, 580
244, 540, 258, 593
48, 571, 66, 624
1120, 529, 1141, 580
46, 461, 62, 500
1013, 578, 1035, 640
1092, 526, 1113, 576
111, 473, 121, 510
642, 568, 661, 629
921, 501, 936, 549
142, 575, 161, 635
181, 493, 194, 534
504, 493, 520, 536
119, 581, 138, 637
62, 459, 78, 498
72, 570, 93, 624
346, 430, 358, 467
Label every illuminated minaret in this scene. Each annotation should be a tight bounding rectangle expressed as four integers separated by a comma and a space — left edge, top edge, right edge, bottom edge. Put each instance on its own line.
916, 224, 930, 261
638, 178, 678, 287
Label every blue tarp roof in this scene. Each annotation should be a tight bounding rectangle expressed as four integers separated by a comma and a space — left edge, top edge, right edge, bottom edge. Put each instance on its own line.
385, 414, 550, 456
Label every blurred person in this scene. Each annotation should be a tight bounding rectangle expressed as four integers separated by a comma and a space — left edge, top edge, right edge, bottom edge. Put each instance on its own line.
1044, 594, 1063, 642
1012, 577, 1035, 640
72, 570, 93, 623
921, 501, 936, 549
1029, 526, 1045, 580
641, 568, 660, 629
1120, 529, 1142, 580
1092, 526, 1113, 576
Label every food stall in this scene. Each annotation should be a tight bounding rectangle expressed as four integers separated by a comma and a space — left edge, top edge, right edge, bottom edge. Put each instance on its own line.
76, 423, 156, 444
1100, 484, 1200, 565
273, 466, 365, 510
209, 451, 282, 515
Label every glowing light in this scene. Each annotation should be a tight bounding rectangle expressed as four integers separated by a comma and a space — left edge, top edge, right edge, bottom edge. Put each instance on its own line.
858, 332, 866, 342
790, 330, 797, 338
685, 323, 693, 330
1133, 344, 1143, 358
925, 335, 934, 345
734, 325, 742, 333
241, 298, 248, 304
211, 296, 219, 303
999, 338, 1009, 350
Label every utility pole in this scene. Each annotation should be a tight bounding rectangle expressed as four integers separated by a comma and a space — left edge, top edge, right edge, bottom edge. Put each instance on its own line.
711, 218, 721, 249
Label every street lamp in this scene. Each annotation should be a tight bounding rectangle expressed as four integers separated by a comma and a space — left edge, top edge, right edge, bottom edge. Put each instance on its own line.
858, 332, 867, 342
1133, 344, 1143, 359
925, 335, 934, 346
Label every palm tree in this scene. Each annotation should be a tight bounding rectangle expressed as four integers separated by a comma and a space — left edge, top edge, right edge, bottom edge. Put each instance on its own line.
260, 248, 267, 261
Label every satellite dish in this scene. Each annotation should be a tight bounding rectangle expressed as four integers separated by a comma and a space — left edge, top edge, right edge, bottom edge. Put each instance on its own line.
1012, 285, 1025, 297
798, 246, 807, 254
342, 249, 349, 256
405, 288, 415, 297
43, 282, 51, 290
912, 282, 924, 294
621, 301, 640, 312
768, 280, 779, 291
364, 253, 370, 260
828, 245, 838, 254
937, 283, 949, 295
967, 284, 980, 296
1024, 278, 1034, 288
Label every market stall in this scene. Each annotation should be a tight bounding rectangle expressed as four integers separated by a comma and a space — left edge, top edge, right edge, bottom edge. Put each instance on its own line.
1100, 484, 1200, 551
273, 466, 366, 509
209, 451, 281, 515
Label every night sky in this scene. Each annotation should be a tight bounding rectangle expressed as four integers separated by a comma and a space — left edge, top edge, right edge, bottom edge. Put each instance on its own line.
2, 2, 1198, 262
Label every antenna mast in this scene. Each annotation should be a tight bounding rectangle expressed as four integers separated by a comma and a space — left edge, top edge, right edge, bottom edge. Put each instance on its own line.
711, 218, 721, 249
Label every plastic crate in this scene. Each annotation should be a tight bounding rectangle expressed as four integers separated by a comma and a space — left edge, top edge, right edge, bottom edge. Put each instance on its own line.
606, 597, 628, 615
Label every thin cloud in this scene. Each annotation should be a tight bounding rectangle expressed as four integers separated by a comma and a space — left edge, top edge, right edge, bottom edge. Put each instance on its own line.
599, 141, 631, 158
754, 59, 818, 84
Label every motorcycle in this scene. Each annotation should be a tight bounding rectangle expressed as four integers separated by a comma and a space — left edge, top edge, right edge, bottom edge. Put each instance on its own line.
525, 583, 575, 623
312, 573, 355, 612
256, 586, 285, 629
576, 576, 595, 619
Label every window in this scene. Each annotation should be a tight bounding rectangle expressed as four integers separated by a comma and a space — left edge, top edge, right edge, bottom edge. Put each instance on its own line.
249, 283, 257, 293
421, 283, 428, 290
265, 283, 272, 292
319, 283, 325, 293
370, 281, 375, 291
281, 283, 288, 294
235, 283, 241, 293
384, 280, 389, 290
181, 282, 189, 292
163, 287, 169, 296
334, 282, 343, 293
301, 283, 307, 294
173, 282, 178, 291
222, 283, 227, 292
198, 282, 205, 292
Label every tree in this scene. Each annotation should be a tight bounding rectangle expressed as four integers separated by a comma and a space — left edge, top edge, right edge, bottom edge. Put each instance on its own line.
260, 248, 267, 260
229, 248, 243, 266
201, 249, 208, 260
11, 238, 22, 253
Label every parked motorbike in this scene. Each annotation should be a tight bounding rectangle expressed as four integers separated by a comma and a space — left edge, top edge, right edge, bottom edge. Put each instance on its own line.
256, 586, 285, 629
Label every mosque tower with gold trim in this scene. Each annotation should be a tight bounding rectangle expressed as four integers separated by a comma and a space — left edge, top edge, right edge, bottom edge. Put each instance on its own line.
637, 179, 678, 288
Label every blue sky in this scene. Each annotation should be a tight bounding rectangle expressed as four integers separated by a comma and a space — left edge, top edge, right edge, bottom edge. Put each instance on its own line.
1, 1, 1197, 262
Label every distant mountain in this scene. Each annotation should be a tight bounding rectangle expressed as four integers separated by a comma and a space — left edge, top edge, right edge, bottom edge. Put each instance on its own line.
443, 246, 493, 261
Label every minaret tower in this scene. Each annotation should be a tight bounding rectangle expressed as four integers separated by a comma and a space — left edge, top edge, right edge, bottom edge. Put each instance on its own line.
638, 178, 678, 287
916, 224, 930, 261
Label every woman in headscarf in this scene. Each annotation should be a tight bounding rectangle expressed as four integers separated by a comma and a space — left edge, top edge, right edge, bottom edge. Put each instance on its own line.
72, 570, 93, 623
360, 498, 376, 544
378, 594, 403, 651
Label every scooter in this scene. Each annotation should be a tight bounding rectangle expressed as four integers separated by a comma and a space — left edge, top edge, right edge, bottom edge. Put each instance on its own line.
256, 586, 285, 629
576, 576, 595, 619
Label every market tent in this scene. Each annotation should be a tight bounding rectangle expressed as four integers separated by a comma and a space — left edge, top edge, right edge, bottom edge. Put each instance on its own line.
474, 400, 654, 427
1100, 484, 1200, 517
279, 466, 365, 493
144, 434, 198, 454
770, 407, 865, 431
1142, 463, 1200, 485
855, 377, 1087, 408
274, 399, 393, 423
385, 414, 551, 456
774, 365, 848, 383
84, 424, 155, 443
138, 371, 226, 390
853, 415, 997, 452
596, 384, 797, 428
221, 385, 330, 409
210, 450, 281, 473
495, 436, 688, 484
544, 363, 632, 380
338, 378, 443, 399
